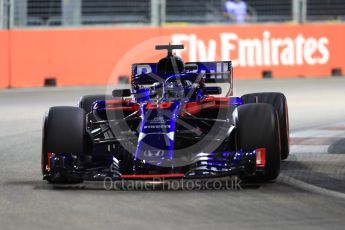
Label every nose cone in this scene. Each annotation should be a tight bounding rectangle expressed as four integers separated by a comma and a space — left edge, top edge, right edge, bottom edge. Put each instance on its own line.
135, 101, 181, 167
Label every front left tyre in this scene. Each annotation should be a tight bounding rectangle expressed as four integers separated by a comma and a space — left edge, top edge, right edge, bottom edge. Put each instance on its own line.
42, 106, 87, 183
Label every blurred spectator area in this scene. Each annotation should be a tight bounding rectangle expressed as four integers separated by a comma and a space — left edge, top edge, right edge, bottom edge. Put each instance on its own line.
82, 0, 151, 25
166, 0, 291, 23
307, 0, 345, 21
4, 0, 345, 28
27, 0, 62, 26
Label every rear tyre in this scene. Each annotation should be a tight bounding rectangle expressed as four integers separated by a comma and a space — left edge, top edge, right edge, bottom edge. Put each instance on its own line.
234, 103, 281, 181
42, 106, 87, 183
79, 94, 110, 113
241, 92, 290, 160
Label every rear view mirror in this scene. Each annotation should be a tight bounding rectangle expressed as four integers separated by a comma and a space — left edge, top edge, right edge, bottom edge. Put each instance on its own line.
112, 89, 131, 97
203, 87, 222, 95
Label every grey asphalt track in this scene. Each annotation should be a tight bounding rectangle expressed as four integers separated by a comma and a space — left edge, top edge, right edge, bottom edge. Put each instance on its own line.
1, 78, 345, 230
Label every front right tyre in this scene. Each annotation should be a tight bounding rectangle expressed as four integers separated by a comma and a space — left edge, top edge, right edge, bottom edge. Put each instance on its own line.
234, 103, 281, 181
241, 92, 290, 160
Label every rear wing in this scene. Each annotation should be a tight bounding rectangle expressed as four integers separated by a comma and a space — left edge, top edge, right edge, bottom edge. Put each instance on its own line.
132, 61, 233, 96
131, 61, 233, 84
186, 61, 232, 84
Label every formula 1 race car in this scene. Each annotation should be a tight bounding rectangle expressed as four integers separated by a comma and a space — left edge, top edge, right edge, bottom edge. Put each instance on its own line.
42, 44, 289, 184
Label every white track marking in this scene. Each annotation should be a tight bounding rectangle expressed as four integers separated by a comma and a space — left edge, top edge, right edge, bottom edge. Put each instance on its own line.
280, 175, 345, 200
290, 145, 329, 154
291, 129, 345, 138
291, 122, 345, 154
284, 122, 345, 198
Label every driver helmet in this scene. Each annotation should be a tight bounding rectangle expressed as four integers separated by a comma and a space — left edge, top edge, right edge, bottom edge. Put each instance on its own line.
157, 55, 185, 74
166, 81, 184, 99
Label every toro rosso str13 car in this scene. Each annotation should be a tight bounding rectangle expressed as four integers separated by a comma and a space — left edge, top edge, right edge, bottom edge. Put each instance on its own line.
42, 44, 289, 184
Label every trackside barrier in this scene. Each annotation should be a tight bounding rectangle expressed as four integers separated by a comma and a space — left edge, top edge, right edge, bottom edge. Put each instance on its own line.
0, 23, 344, 88
0, 31, 9, 88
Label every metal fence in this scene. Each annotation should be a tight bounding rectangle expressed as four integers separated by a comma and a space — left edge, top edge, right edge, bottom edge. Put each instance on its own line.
0, 0, 2, 28
10, 0, 152, 27
1, 0, 345, 28
165, 0, 292, 23
0, 0, 5, 28
307, 0, 345, 21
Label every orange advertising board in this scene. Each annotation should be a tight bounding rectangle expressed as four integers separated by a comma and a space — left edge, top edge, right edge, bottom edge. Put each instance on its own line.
2, 23, 345, 88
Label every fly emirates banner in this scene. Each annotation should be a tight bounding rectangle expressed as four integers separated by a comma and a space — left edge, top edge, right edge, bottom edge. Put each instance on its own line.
166, 24, 344, 78
2, 23, 344, 88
